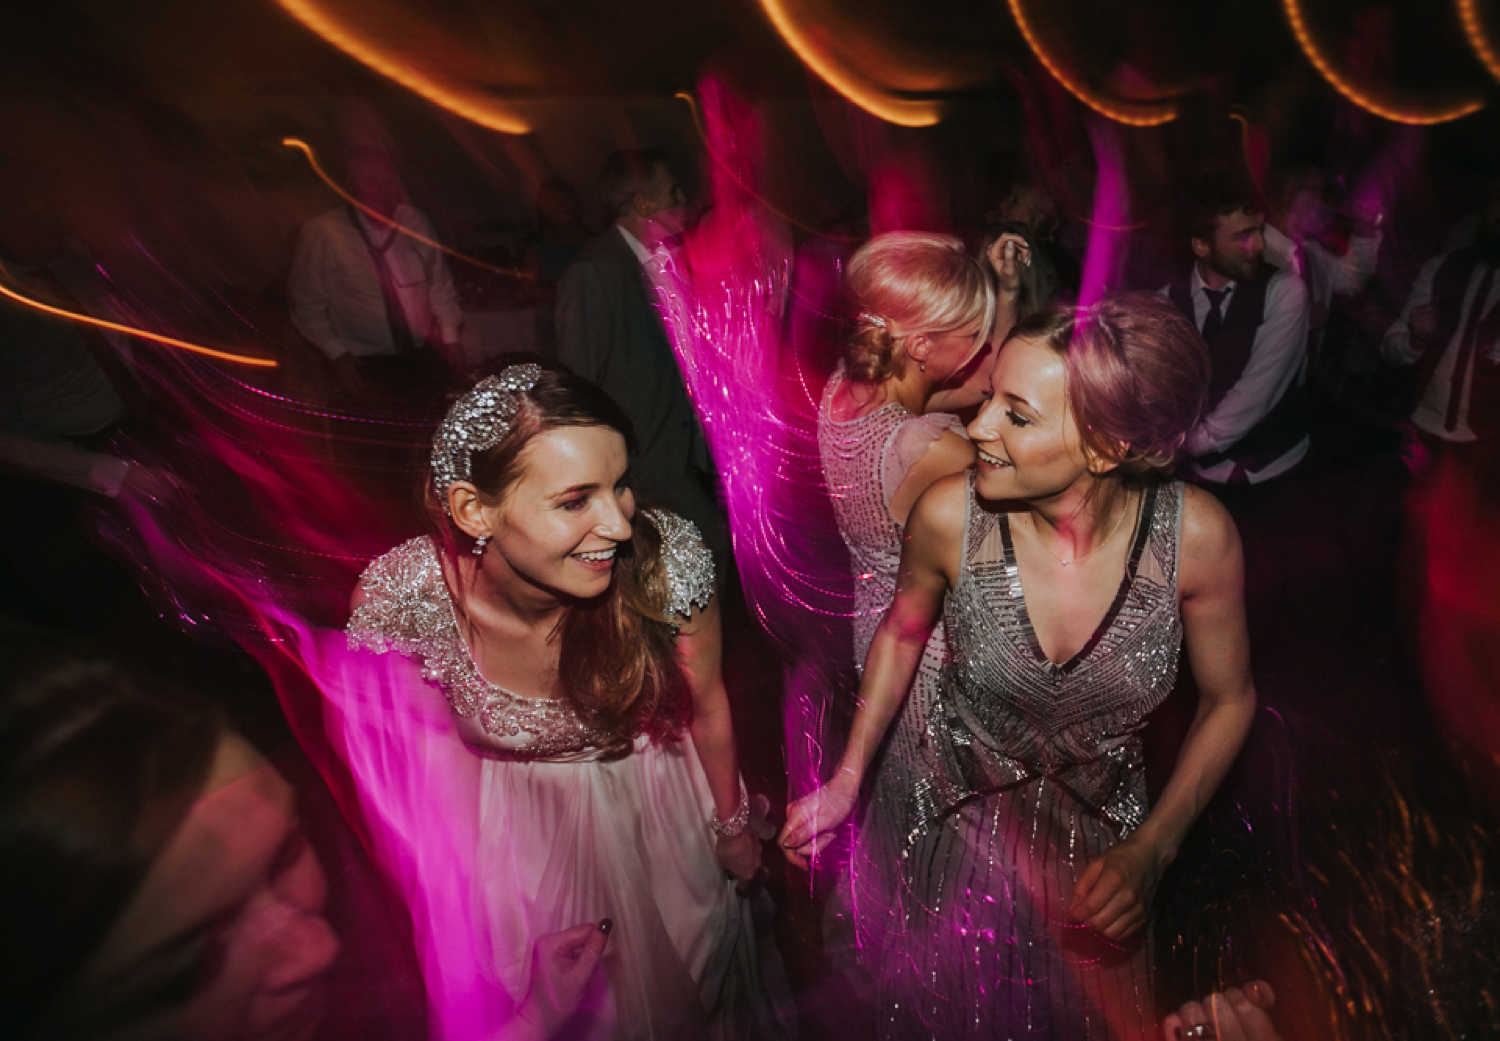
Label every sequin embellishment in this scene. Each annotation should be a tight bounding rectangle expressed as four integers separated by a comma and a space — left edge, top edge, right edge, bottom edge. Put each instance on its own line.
346, 509, 714, 757
430, 364, 543, 514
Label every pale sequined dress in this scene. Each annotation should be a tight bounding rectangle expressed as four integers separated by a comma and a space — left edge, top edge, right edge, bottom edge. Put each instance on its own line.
346, 510, 767, 1041
886, 476, 1185, 1040
815, 369, 973, 999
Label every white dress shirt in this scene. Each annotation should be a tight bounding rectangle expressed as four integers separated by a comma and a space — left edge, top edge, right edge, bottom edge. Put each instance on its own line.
1383, 252, 1500, 442
616, 224, 652, 265
1161, 263, 1310, 483
289, 204, 463, 360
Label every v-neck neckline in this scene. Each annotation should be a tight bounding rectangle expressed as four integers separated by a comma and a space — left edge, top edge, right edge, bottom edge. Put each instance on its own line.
998, 485, 1157, 673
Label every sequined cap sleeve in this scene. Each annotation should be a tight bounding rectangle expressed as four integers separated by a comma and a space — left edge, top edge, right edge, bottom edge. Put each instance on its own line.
346, 535, 608, 759
642, 508, 715, 620
346, 535, 447, 656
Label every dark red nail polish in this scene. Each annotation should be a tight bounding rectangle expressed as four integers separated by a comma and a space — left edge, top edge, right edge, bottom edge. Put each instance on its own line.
598, 917, 613, 935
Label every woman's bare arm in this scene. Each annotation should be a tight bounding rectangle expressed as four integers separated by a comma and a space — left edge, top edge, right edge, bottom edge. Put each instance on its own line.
678, 595, 761, 883
779, 472, 968, 867
1069, 485, 1257, 939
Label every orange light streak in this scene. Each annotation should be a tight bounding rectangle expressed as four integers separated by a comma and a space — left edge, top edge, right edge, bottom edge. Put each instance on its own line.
1458, 0, 1500, 85
0, 271, 277, 368
756, 0, 941, 127
275, 0, 529, 135
1282, 0, 1484, 124
282, 138, 529, 278
1006, 0, 1177, 127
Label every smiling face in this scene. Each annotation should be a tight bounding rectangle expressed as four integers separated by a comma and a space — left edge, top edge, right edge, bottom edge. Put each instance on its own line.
1194, 207, 1266, 283
484, 425, 635, 601
966, 334, 1097, 503
86, 734, 338, 1041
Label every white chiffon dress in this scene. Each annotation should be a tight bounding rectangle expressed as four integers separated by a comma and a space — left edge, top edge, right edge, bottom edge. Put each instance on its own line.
346, 509, 768, 1040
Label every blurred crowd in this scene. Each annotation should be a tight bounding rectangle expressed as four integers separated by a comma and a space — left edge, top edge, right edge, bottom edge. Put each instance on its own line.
2, 6, 1500, 1039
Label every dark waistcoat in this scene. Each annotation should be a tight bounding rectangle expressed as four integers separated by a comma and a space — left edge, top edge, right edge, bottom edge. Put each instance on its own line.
1168, 263, 1307, 473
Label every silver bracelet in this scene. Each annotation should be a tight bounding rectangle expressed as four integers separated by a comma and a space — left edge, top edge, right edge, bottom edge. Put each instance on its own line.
710, 783, 750, 838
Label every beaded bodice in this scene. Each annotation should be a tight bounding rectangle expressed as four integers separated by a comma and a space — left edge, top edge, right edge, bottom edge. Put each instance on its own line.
346, 508, 714, 760
940, 478, 1185, 835
818, 368, 949, 665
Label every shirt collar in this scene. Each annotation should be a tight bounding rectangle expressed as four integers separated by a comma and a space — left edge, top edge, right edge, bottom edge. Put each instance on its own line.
616, 224, 651, 265
354, 205, 404, 238
1191, 263, 1235, 296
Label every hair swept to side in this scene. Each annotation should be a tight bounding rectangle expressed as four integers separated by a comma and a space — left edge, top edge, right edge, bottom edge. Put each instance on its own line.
1005, 292, 1210, 483
426, 358, 692, 756
0, 630, 226, 1038
843, 230, 995, 384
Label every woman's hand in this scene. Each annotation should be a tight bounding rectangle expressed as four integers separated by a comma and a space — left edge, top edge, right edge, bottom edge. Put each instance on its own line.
1068, 835, 1172, 940
778, 777, 857, 870
507, 920, 612, 1041
986, 232, 1031, 295
1162, 981, 1279, 1041
714, 828, 763, 889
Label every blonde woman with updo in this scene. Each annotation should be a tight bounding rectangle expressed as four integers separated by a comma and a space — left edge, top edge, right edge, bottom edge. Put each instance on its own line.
810, 230, 1024, 1015
790, 293, 1256, 1039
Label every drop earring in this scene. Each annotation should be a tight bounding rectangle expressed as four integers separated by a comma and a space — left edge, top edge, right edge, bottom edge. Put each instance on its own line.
919, 360, 926, 372
472, 534, 490, 557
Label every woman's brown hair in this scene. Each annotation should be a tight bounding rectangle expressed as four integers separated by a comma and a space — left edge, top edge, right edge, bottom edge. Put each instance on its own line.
1007, 292, 1210, 482
0, 630, 226, 1038
428, 362, 692, 757
844, 231, 994, 384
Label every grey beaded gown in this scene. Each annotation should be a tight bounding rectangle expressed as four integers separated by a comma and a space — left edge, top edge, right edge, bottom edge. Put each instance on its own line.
885, 474, 1185, 1040
815, 370, 975, 1009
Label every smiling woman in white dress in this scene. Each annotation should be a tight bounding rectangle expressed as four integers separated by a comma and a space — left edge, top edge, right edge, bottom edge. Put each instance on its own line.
346, 362, 771, 1040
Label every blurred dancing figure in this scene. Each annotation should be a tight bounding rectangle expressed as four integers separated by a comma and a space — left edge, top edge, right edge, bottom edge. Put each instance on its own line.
812, 231, 1005, 992
785, 295, 1256, 1040
554, 150, 726, 564
522, 177, 593, 355
1265, 166, 1383, 356
346, 364, 774, 1040
0, 628, 613, 1041
1383, 181, 1500, 455
289, 147, 465, 387
0, 631, 337, 1041
1165, 180, 1310, 486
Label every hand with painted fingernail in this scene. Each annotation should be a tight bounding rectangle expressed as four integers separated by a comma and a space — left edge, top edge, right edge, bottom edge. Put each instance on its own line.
505, 920, 613, 1041
1161, 980, 1278, 1041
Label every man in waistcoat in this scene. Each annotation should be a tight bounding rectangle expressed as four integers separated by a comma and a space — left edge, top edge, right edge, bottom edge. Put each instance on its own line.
1163, 182, 1311, 486
554, 149, 726, 565
1383, 183, 1500, 458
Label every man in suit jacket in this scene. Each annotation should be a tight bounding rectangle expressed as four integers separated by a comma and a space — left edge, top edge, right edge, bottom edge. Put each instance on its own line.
554, 150, 726, 562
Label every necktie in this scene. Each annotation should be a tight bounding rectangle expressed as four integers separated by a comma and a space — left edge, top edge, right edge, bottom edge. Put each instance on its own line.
1445, 264, 1498, 433
350, 208, 419, 354
1201, 286, 1229, 344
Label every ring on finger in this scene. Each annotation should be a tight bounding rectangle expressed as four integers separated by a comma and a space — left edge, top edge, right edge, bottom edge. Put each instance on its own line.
1184, 1024, 1215, 1039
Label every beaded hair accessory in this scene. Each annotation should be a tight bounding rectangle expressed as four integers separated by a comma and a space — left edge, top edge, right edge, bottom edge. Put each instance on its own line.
857, 311, 888, 330
431, 364, 543, 515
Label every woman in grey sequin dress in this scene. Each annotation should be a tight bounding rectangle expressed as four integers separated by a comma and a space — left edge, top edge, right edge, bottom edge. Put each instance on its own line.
786, 294, 1257, 1040
812, 232, 1024, 982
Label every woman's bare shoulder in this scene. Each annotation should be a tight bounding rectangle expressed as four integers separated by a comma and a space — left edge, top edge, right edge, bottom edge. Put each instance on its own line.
907, 470, 972, 540
1178, 483, 1242, 593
